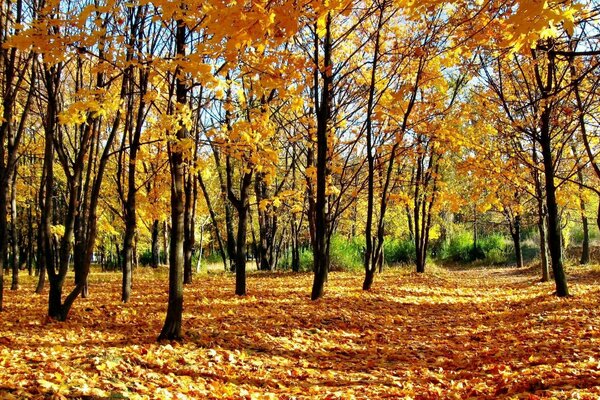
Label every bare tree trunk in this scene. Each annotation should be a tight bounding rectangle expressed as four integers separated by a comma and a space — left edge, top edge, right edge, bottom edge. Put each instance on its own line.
151, 220, 160, 267
311, 13, 333, 300
539, 103, 568, 296
198, 172, 227, 270
183, 173, 194, 284
9, 170, 19, 290
163, 220, 169, 264
159, 18, 187, 341
510, 215, 523, 269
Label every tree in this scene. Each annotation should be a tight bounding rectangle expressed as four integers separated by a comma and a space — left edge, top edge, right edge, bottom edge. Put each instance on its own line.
0, 0, 34, 309
158, 12, 188, 341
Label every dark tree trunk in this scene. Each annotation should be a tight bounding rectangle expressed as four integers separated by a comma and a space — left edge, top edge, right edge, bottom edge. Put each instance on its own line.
225, 200, 236, 272
414, 149, 438, 274
362, 5, 383, 291
235, 197, 249, 295
35, 137, 49, 295
573, 146, 590, 265
198, 172, 228, 270
9, 171, 18, 290
0, 0, 33, 310
406, 205, 414, 241
539, 105, 568, 296
159, 18, 187, 341
532, 144, 550, 282
122, 223, 134, 302
311, 13, 333, 301
291, 219, 300, 272
151, 219, 160, 267
363, 269, 375, 291
183, 173, 194, 284
48, 278, 63, 320
26, 206, 33, 276
120, 7, 148, 302
0, 191, 6, 311
255, 173, 276, 271
580, 208, 590, 265
228, 168, 253, 296
570, 54, 594, 265
510, 215, 523, 269
162, 220, 169, 264
217, 153, 237, 273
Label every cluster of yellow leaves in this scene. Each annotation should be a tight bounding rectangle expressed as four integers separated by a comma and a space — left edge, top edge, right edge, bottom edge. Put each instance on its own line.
1, 265, 600, 398
502, 2, 583, 52
58, 88, 122, 126
212, 110, 278, 179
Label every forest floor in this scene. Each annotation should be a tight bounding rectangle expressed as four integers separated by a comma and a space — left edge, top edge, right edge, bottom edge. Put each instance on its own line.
0, 263, 599, 399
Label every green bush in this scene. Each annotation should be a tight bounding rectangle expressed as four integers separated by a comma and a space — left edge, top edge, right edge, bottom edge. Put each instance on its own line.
204, 251, 223, 264
439, 231, 474, 262
299, 248, 314, 271
139, 250, 153, 266
329, 235, 363, 271
479, 233, 506, 255
276, 246, 314, 272
384, 238, 415, 264
139, 250, 167, 266
570, 225, 599, 245
439, 231, 508, 264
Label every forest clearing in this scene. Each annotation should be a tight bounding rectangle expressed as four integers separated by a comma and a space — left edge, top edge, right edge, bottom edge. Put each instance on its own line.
0, 265, 599, 399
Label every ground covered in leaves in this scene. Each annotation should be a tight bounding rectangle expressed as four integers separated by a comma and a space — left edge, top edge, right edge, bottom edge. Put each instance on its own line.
0, 264, 599, 399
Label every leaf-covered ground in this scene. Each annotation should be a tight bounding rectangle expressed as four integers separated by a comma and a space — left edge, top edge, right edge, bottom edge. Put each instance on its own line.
0, 264, 599, 399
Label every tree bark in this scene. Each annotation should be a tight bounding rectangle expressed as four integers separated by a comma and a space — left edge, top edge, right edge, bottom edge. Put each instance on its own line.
159, 17, 187, 341
362, 4, 384, 290
197, 172, 228, 270
510, 215, 523, 269
183, 173, 194, 284
163, 220, 169, 264
151, 220, 160, 267
311, 13, 333, 300
539, 104, 568, 296
9, 170, 19, 290
227, 165, 253, 296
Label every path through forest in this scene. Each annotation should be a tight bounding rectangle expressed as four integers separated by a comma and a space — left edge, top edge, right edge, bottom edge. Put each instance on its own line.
0, 264, 598, 399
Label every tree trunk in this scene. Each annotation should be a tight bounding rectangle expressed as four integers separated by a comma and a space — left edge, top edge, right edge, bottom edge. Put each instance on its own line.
122, 222, 135, 302
532, 145, 549, 282
255, 173, 276, 271
26, 207, 33, 276
0, 191, 6, 311
574, 154, 590, 265
197, 172, 228, 270
158, 19, 187, 341
224, 183, 236, 272
291, 219, 300, 272
362, 20, 377, 290
228, 169, 253, 296
539, 221, 549, 280
235, 200, 249, 295
511, 215, 523, 269
539, 105, 568, 296
311, 13, 333, 301
580, 208, 590, 265
163, 220, 169, 265
151, 220, 160, 267
183, 173, 194, 284
196, 221, 205, 273
121, 62, 147, 301
9, 171, 19, 290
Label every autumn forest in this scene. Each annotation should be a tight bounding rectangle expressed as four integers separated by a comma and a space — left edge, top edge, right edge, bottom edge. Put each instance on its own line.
1, 0, 600, 398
